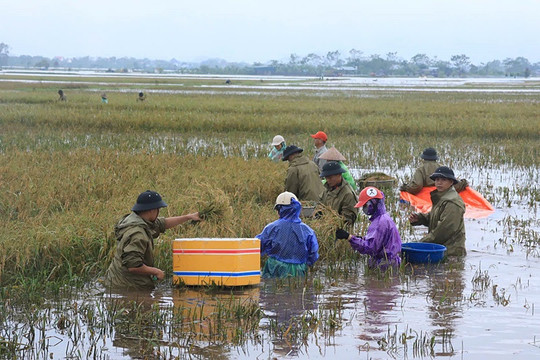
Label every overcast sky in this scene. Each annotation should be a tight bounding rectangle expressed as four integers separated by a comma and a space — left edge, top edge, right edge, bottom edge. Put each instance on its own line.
1, 0, 538, 64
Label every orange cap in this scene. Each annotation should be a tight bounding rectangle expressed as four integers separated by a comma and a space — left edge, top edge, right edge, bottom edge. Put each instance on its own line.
355, 187, 384, 208
310, 131, 327, 142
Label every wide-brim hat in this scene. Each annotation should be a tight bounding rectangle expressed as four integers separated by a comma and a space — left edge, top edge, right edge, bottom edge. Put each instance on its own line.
429, 166, 458, 184
320, 161, 346, 177
319, 146, 346, 161
132, 190, 168, 211
420, 147, 438, 160
282, 145, 303, 161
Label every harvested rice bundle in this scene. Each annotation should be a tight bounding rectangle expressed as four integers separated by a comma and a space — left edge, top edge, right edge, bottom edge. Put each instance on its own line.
306, 204, 362, 263
306, 204, 344, 243
190, 182, 233, 222
357, 172, 396, 189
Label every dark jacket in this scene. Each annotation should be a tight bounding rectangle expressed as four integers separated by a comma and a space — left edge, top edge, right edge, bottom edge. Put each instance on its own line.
411, 187, 466, 256
285, 154, 325, 201
320, 180, 358, 226
105, 212, 166, 289
402, 160, 440, 194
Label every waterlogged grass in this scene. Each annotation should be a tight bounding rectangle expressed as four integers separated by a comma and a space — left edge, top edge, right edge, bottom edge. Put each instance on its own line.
1, 81, 539, 140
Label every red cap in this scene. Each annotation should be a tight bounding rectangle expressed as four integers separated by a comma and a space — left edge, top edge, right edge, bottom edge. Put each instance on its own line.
355, 187, 384, 208
310, 131, 327, 142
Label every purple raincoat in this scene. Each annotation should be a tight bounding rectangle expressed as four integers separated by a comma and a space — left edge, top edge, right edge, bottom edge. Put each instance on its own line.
349, 199, 402, 268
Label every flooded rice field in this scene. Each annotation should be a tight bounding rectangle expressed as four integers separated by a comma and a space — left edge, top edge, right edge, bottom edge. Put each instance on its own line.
2, 163, 538, 359
0, 72, 538, 359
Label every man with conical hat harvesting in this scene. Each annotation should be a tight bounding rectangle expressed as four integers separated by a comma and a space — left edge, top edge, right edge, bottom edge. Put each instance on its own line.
319, 146, 357, 192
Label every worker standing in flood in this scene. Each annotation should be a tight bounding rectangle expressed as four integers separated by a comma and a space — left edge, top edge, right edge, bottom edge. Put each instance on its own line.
256, 192, 319, 278
311, 131, 328, 172
58, 89, 66, 101
268, 135, 286, 162
105, 190, 201, 289
319, 161, 358, 227
409, 166, 466, 256
319, 146, 357, 192
336, 187, 401, 269
400, 147, 440, 194
283, 145, 324, 201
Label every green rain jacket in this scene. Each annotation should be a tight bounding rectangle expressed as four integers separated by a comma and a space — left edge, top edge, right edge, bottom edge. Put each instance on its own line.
411, 187, 466, 256
402, 160, 440, 194
320, 180, 358, 227
285, 154, 325, 201
105, 212, 166, 289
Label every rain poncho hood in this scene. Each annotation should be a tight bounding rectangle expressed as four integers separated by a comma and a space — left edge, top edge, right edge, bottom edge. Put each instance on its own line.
256, 199, 319, 267
114, 212, 161, 242
349, 194, 402, 268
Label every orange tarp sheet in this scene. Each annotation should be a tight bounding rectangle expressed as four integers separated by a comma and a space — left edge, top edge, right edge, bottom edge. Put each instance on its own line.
400, 186, 495, 219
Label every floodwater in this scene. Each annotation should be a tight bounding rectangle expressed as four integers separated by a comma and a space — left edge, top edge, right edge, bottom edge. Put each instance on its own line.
6, 164, 539, 359
2, 71, 540, 97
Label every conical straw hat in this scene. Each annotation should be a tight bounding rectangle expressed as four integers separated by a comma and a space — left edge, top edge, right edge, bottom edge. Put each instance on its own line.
319, 146, 346, 161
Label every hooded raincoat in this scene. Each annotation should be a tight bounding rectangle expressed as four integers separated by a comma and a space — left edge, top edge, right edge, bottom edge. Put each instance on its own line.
105, 212, 166, 289
401, 160, 440, 194
411, 187, 466, 256
348, 199, 402, 268
285, 154, 325, 201
256, 199, 319, 278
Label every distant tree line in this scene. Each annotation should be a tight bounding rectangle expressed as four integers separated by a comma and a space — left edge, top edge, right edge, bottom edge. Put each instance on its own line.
0, 42, 538, 78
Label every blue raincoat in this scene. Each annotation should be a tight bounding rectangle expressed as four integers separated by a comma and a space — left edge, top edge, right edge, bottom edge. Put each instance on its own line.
349, 197, 401, 268
256, 198, 319, 278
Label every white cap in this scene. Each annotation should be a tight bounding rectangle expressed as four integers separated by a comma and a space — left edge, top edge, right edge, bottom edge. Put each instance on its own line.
274, 191, 298, 208
271, 135, 285, 146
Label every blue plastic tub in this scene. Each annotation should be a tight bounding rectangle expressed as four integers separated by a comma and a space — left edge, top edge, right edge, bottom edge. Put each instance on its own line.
401, 243, 446, 264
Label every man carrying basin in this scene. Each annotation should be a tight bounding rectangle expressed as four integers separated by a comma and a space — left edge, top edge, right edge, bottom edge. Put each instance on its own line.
256, 192, 319, 278
408, 166, 466, 256
105, 190, 201, 289
336, 186, 401, 269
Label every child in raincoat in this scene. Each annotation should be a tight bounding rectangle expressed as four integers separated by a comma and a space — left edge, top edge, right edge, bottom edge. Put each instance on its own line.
336, 186, 401, 268
256, 192, 319, 278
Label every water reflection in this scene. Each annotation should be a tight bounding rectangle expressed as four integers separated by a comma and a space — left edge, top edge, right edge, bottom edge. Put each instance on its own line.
405, 259, 465, 356
259, 278, 319, 357
362, 275, 401, 331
